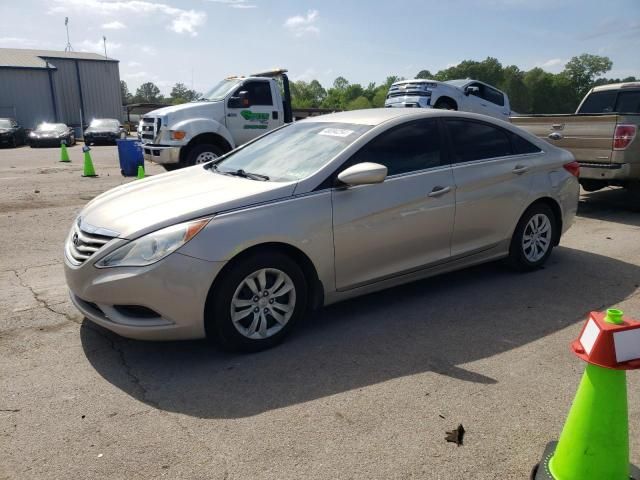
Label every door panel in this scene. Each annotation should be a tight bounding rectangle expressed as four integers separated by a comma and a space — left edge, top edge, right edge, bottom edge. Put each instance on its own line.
225, 81, 279, 146
332, 168, 455, 290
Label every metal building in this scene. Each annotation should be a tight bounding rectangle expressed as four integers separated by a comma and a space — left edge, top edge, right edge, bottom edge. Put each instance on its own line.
0, 48, 122, 129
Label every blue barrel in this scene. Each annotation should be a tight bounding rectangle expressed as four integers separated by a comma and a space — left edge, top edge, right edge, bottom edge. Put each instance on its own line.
116, 138, 144, 177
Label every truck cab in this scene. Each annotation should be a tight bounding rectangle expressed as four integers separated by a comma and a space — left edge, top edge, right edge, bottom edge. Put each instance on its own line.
384, 78, 511, 121
140, 69, 293, 170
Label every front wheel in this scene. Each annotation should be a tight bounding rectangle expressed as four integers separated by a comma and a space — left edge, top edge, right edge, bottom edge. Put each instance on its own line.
184, 143, 225, 167
206, 251, 308, 352
508, 203, 556, 271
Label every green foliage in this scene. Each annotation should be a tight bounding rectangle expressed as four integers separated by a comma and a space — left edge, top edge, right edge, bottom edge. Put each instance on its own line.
120, 80, 133, 105
134, 82, 164, 103
346, 96, 371, 110
416, 70, 433, 79
169, 83, 201, 105
563, 53, 613, 103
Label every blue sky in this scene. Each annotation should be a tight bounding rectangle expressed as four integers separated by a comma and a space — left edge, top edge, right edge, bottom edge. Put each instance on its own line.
1, 0, 639, 95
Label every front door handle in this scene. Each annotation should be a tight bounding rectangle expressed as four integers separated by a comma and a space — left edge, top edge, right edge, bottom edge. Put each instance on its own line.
548, 132, 563, 141
512, 165, 529, 175
428, 185, 452, 197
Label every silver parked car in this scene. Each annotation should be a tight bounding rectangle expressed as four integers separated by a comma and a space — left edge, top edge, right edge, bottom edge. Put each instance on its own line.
64, 109, 579, 351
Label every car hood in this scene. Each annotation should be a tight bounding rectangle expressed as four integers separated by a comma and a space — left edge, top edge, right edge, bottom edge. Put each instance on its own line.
147, 101, 222, 121
79, 166, 296, 239
85, 127, 118, 134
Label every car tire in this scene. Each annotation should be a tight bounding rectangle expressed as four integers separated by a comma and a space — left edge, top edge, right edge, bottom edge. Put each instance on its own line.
580, 179, 606, 192
434, 98, 457, 110
10, 136, 16, 148
508, 203, 556, 271
184, 143, 225, 167
205, 250, 308, 352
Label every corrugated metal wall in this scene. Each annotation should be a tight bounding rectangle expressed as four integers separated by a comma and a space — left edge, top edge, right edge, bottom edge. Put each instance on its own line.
42, 57, 123, 126
0, 58, 122, 129
0, 69, 55, 128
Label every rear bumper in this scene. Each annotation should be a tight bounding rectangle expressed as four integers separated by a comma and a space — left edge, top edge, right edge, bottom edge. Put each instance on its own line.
143, 144, 181, 165
578, 162, 634, 181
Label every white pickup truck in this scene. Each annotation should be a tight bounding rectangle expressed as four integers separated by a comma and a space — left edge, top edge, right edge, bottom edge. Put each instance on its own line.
139, 69, 293, 170
384, 79, 511, 121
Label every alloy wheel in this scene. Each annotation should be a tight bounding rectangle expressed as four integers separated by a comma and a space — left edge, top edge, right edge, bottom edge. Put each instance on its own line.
522, 213, 552, 262
230, 268, 296, 340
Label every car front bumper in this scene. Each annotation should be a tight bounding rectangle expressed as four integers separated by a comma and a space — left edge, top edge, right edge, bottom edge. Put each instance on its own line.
65, 250, 226, 340
143, 144, 181, 165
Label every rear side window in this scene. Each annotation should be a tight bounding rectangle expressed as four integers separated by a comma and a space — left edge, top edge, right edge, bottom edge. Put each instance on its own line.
616, 91, 640, 113
349, 119, 442, 176
445, 119, 512, 163
578, 91, 617, 113
509, 132, 542, 154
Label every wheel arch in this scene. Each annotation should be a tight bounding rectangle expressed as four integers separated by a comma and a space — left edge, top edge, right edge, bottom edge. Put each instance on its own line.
433, 96, 458, 110
204, 242, 325, 325
180, 132, 233, 164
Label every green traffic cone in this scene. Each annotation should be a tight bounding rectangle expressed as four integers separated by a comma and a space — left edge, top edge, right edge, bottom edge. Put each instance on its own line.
81, 146, 97, 177
59, 141, 70, 163
547, 363, 629, 480
136, 164, 145, 179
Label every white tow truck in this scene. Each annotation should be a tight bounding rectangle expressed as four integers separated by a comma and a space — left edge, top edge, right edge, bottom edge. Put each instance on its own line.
384, 78, 511, 121
139, 69, 294, 170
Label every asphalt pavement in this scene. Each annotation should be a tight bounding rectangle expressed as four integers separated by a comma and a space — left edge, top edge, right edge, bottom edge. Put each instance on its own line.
1, 144, 639, 479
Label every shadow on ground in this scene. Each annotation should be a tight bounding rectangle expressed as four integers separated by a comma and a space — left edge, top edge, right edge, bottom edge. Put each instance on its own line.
578, 187, 640, 227
81, 246, 640, 418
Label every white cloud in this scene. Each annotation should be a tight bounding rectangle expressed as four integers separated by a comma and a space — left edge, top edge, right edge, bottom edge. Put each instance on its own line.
124, 71, 149, 79
284, 10, 319, 37
0, 37, 45, 48
127, 61, 142, 67
141, 45, 157, 56
79, 38, 122, 54
50, 0, 206, 36
208, 0, 257, 8
537, 58, 566, 72
102, 21, 126, 30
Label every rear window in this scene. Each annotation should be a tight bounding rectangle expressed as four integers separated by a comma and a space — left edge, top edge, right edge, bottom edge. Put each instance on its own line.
616, 91, 640, 113
578, 91, 618, 113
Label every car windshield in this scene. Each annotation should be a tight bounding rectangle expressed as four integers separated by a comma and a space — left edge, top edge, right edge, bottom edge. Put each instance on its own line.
0, 119, 12, 128
444, 79, 470, 88
36, 123, 66, 133
215, 122, 372, 182
203, 79, 243, 101
90, 119, 119, 129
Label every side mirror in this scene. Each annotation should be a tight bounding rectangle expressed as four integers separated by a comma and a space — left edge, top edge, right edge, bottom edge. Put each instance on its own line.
337, 162, 387, 186
465, 86, 480, 96
228, 91, 250, 109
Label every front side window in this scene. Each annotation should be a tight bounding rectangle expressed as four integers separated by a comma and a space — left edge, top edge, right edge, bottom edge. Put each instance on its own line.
348, 119, 443, 176
235, 81, 273, 106
578, 91, 617, 113
483, 86, 505, 106
445, 119, 512, 163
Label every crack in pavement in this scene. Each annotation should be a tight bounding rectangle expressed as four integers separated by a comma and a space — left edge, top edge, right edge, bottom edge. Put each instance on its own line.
8, 269, 79, 325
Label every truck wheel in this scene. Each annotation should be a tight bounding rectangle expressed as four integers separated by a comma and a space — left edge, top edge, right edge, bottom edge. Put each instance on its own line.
434, 98, 457, 110
185, 144, 225, 167
580, 179, 606, 192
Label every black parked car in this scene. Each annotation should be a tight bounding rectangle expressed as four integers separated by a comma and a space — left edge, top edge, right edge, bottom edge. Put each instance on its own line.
29, 123, 76, 148
0, 118, 26, 148
84, 118, 127, 145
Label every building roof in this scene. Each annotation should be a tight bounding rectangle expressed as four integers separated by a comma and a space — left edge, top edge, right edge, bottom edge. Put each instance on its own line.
0, 48, 118, 69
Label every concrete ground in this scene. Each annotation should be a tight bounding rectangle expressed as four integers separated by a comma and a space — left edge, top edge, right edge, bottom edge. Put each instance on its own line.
1, 144, 639, 480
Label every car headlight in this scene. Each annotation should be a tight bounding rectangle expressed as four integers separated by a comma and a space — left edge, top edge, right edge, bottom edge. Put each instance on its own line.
95, 218, 211, 268
29, 132, 37, 137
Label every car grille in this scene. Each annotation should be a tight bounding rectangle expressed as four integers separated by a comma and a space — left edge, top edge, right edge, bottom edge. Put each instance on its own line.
140, 117, 161, 143
66, 223, 115, 265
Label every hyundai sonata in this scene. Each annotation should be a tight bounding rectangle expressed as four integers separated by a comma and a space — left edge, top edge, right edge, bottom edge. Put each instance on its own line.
65, 109, 579, 351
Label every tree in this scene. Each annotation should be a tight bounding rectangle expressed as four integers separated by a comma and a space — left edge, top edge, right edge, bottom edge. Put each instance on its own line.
135, 82, 164, 103
169, 82, 201, 104
120, 80, 132, 105
346, 96, 371, 110
416, 70, 433, 79
562, 54, 613, 103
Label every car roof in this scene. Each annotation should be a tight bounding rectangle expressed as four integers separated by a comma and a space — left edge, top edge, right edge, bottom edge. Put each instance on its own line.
592, 82, 640, 92
302, 108, 499, 126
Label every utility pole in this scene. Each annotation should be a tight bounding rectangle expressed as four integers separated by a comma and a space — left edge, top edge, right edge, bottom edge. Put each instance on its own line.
64, 17, 73, 52
103, 36, 108, 59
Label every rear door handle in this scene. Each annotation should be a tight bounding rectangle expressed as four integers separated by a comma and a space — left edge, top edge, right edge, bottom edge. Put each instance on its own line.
548, 132, 563, 141
512, 165, 529, 175
428, 185, 452, 197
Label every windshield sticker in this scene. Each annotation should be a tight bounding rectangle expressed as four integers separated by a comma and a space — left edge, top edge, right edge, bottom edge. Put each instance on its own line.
318, 128, 354, 138
241, 110, 270, 124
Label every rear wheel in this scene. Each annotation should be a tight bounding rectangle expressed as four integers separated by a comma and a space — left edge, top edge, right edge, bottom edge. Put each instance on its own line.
508, 203, 556, 271
184, 143, 224, 167
206, 250, 308, 352
580, 179, 606, 192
